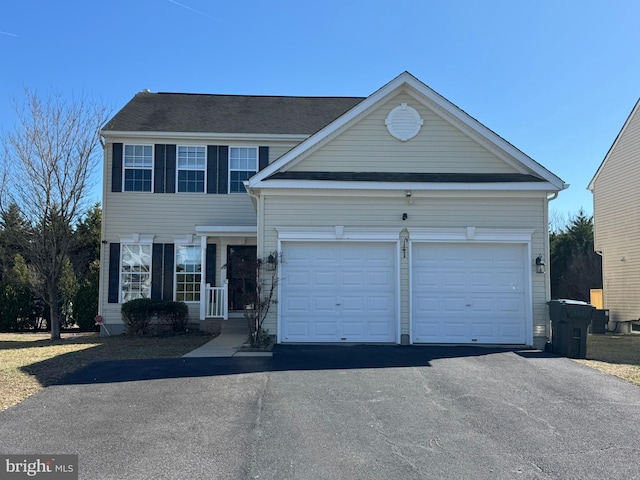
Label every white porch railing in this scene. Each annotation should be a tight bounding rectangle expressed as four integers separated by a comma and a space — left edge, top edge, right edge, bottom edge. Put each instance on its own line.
204, 281, 228, 320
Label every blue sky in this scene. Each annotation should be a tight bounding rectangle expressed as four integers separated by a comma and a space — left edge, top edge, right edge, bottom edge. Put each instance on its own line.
1, 0, 638, 222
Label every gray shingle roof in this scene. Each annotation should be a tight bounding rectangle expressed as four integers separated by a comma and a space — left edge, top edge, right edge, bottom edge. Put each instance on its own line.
102, 92, 365, 135
268, 172, 546, 183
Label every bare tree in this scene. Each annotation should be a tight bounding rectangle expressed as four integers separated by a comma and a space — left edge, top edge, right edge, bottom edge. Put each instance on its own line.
231, 252, 279, 349
1, 88, 109, 339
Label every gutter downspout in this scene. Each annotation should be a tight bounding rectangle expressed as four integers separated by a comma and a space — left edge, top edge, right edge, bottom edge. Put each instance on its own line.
544, 191, 560, 343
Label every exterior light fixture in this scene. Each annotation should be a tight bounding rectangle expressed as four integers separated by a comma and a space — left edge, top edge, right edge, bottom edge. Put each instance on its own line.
535, 254, 545, 274
402, 213, 408, 220
266, 253, 277, 271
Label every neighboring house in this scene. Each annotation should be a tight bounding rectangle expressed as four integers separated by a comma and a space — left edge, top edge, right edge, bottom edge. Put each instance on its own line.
588, 98, 640, 326
99, 72, 566, 348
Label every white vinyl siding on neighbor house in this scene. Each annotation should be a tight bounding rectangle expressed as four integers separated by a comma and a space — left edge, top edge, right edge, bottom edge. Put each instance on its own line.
120, 243, 152, 302
177, 146, 206, 193
123, 145, 153, 192
591, 102, 640, 322
288, 92, 521, 175
229, 147, 258, 193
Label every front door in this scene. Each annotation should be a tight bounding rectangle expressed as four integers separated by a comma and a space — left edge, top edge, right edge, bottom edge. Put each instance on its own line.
227, 245, 257, 311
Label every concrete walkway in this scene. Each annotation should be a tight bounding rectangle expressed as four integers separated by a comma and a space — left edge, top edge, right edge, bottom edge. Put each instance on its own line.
183, 321, 272, 357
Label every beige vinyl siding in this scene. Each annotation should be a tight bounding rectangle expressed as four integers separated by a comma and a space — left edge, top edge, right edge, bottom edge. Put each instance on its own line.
100, 137, 298, 327
104, 194, 256, 238
592, 106, 640, 322
260, 191, 549, 343
289, 92, 520, 174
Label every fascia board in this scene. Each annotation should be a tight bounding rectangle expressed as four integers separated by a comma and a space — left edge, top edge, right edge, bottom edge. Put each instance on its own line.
588, 97, 640, 191
99, 130, 309, 143
248, 179, 562, 192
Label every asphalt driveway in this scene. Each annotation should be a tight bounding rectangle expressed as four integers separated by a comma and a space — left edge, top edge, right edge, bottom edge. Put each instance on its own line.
1, 345, 640, 479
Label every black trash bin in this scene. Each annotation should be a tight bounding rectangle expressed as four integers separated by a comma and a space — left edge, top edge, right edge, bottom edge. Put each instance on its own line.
548, 299, 595, 359
591, 309, 609, 334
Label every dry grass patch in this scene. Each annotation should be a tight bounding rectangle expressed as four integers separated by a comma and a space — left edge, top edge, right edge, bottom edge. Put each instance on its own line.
575, 334, 640, 386
0, 332, 214, 411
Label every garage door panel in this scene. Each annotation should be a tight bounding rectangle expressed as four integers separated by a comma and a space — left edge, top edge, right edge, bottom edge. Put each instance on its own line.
281, 242, 397, 343
340, 271, 365, 287
283, 296, 310, 313
442, 272, 467, 289
412, 243, 527, 344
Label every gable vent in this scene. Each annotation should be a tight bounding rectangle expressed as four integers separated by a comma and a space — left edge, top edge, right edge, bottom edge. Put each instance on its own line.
385, 103, 423, 141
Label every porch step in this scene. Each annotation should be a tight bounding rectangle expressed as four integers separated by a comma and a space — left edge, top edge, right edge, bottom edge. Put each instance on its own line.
221, 317, 250, 335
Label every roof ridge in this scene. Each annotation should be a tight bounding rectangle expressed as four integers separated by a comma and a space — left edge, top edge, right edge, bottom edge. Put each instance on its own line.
149, 92, 366, 100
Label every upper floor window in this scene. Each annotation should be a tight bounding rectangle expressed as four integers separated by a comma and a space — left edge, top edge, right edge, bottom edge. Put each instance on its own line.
229, 147, 257, 193
177, 146, 206, 193
124, 145, 153, 192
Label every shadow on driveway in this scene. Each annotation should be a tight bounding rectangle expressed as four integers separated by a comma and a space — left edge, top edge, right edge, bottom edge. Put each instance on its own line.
56, 344, 554, 385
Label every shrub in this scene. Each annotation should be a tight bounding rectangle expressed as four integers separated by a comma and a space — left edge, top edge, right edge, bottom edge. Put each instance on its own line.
121, 299, 189, 335
155, 301, 189, 332
73, 261, 99, 331
121, 298, 156, 335
0, 282, 33, 332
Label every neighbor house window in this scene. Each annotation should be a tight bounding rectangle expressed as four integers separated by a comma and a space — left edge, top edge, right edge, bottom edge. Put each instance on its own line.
177, 146, 206, 192
175, 245, 202, 302
229, 147, 257, 193
124, 145, 153, 192
120, 243, 152, 302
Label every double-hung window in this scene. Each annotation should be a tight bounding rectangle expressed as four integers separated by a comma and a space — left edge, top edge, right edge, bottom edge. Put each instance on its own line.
124, 145, 153, 192
120, 243, 152, 302
229, 147, 257, 193
177, 146, 206, 193
175, 245, 202, 302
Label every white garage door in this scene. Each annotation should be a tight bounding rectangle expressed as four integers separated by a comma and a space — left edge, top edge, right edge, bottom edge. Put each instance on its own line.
280, 242, 397, 343
412, 243, 527, 344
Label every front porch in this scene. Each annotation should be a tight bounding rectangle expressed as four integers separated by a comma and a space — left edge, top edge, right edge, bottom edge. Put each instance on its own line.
196, 225, 257, 322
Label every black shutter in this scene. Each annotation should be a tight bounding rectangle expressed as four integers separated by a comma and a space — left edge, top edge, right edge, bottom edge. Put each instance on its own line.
217, 146, 228, 194
163, 243, 174, 300
259, 146, 269, 171
165, 145, 176, 194
207, 145, 218, 194
206, 244, 216, 286
151, 243, 163, 299
112, 143, 123, 192
154, 145, 165, 193
108, 243, 121, 303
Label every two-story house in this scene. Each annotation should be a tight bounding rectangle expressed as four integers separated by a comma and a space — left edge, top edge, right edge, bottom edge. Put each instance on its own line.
99, 72, 566, 348
588, 98, 640, 330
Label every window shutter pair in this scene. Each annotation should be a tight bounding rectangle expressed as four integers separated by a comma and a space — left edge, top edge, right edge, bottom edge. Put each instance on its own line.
112, 144, 269, 194
154, 145, 177, 193
151, 243, 175, 300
